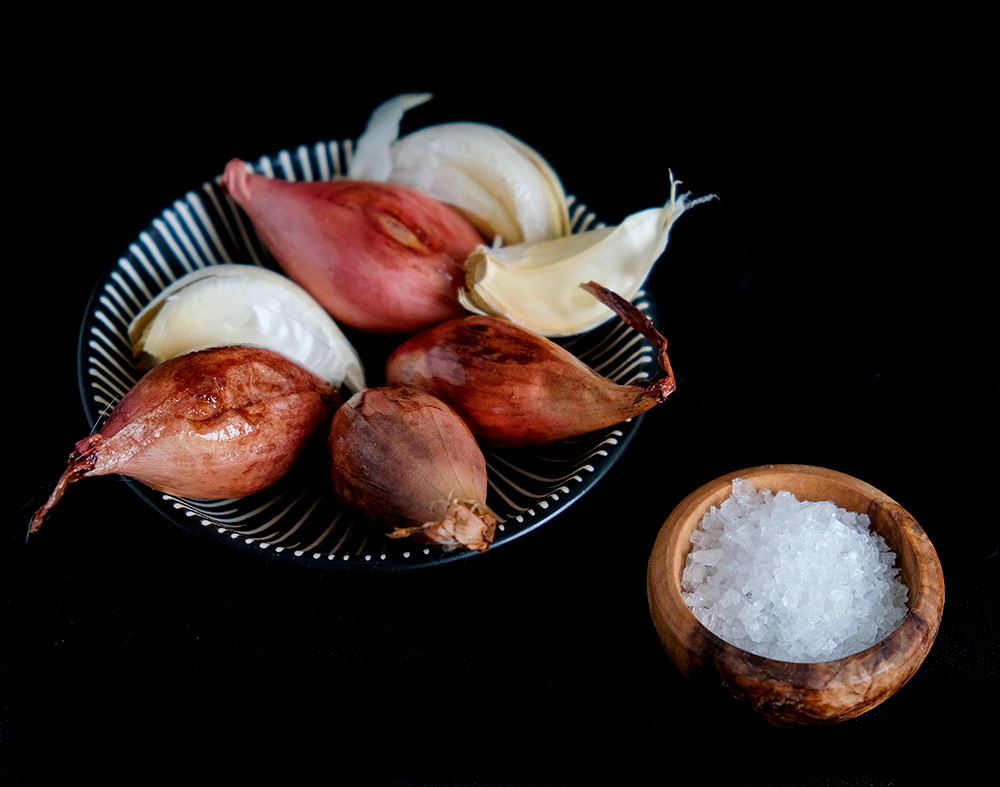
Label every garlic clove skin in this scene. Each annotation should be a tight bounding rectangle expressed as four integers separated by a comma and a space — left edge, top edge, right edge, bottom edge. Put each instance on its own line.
129, 264, 366, 392
349, 93, 571, 245
460, 173, 717, 337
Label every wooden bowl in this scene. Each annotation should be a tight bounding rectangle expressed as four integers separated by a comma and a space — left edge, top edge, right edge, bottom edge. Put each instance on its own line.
647, 464, 945, 726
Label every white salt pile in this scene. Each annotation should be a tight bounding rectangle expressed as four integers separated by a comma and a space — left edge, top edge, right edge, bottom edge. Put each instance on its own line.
681, 478, 909, 663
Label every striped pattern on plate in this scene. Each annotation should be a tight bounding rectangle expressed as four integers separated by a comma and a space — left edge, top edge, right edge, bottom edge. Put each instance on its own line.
76, 138, 657, 570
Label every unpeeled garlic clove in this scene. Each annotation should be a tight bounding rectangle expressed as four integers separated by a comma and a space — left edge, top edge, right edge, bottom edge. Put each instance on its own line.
349, 93, 571, 245
129, 264, 366, 392
460, 172, 717, 337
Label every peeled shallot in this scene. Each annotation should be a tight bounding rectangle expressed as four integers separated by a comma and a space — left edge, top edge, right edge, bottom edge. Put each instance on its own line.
29, 345, 338, 534
328, 386, 496, 552
385, 282, 675, 448
222, 159, 484, 334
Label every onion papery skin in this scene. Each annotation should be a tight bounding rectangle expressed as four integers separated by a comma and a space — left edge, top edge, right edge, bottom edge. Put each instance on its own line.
29, 346, 338, 534
384, 311, 675, 449
328, 387, 496, 553
222, 159, 485, 335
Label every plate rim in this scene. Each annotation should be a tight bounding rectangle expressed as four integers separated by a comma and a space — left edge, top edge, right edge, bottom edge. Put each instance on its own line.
73, 137, 659, 571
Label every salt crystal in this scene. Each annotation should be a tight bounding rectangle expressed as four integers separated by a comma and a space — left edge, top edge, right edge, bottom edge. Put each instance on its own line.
681, 478, 909, 662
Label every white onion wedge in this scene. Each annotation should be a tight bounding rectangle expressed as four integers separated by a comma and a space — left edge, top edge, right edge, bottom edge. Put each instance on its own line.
459, 173, 717, 337
349, 93, 571, 245
128, 264, 366, 391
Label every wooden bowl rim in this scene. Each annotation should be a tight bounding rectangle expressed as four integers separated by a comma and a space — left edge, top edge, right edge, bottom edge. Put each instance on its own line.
646, 463, 945, 723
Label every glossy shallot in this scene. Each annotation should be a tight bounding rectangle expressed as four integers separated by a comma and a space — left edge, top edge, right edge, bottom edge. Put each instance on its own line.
328, 386, 496, 552
222, 159, 484, 334
29, 346, 338, 534
385, 282, 676, 448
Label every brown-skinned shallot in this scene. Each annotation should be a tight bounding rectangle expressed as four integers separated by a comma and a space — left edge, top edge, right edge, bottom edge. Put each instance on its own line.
384, 282, 675, 448
328, 386, 496, 552
29, 345, 338, 534
222, 159, 484, 335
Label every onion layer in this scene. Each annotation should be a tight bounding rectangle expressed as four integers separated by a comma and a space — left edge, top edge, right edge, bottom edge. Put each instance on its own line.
328, 386, 496, 552
348, 92, 571, 245
384, 282, 676, 448
29, 346, 338, 534
128, 264, 366, 391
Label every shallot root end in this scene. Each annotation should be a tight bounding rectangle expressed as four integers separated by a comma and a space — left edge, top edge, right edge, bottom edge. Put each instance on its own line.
387, 499, 497, 553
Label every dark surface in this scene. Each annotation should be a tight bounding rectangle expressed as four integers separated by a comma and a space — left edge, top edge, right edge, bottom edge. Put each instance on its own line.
6, 18, 994, 785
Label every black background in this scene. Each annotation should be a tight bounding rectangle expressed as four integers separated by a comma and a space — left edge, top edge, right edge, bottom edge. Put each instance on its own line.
6, 15, 995, 786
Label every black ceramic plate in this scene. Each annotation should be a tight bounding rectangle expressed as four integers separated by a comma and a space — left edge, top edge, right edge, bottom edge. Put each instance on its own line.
76, 139, 659, 570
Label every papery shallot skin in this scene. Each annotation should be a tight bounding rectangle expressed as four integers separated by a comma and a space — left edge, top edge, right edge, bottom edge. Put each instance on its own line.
222, 159, 484, 335
29, 345, 338, 534
384, 288, 676, 448
328, 387, 496, 552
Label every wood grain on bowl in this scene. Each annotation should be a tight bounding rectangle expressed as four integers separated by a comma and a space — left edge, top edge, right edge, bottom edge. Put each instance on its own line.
647, 464, 945, 726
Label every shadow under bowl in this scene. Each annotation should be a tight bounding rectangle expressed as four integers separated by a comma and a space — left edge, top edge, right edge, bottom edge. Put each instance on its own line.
646, 464, 945, 726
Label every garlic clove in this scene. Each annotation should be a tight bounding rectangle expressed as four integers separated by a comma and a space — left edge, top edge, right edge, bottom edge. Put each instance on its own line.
460, 173, 717, 337
129, 264, 366, 392
348, 93, 571, 245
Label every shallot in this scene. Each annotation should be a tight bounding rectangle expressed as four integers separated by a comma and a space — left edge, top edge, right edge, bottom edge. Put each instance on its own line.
29, 346, 338, 534
328, 386, 496, 552
222, 159, 484, 334
384, 282, 676, 448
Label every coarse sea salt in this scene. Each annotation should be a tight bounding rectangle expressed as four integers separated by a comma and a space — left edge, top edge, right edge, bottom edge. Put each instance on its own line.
681, 478, 909, 663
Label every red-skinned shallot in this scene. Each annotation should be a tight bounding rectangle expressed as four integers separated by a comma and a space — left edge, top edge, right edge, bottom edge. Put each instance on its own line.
384, 282, 676, 448
222, 159, 485, 335
29, 345, 338, 534
328, 386, 496, 552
